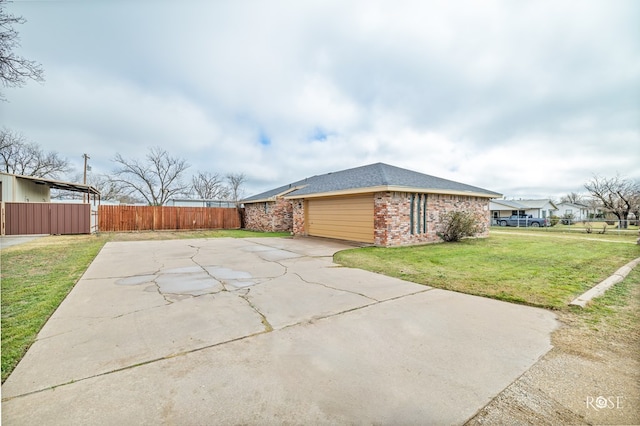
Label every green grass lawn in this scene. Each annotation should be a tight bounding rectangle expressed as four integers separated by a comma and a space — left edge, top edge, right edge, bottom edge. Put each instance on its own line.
574, 267, 640, 333
0, 229, 289, 382
335, 233, 640, 309
1, 235, 106, 383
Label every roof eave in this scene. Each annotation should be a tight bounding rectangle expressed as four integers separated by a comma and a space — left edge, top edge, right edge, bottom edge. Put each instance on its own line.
242, 197, 277, 204
243, 185, 307, 204
285, 185, 501, 199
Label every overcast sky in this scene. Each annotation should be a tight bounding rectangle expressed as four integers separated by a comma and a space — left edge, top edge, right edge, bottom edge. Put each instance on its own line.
2, 0, 639, 200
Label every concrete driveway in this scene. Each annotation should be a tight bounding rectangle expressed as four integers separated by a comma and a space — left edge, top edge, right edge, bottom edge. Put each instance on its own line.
2, 237, 557, 425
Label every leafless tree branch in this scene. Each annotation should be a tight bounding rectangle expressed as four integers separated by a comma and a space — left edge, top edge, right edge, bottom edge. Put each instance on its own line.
191, 171, 230, 200
584, 174, 639, 228
0, 127, 71, 178
0, 0, 44, 99
559, 192, 585, 205
226, 172, 246, 205
112, 147, 190, 205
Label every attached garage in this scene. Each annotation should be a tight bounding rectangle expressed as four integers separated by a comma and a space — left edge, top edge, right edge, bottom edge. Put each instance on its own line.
307, 195, 374, 243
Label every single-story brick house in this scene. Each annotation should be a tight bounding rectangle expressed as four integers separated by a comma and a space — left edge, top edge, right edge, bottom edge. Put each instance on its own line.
243, 163, 501, 247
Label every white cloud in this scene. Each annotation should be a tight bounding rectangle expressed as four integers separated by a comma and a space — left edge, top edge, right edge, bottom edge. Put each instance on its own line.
1, 0, 638, 200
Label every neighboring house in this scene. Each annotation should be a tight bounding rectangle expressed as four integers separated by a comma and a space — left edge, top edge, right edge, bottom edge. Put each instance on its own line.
243, 163, 501, 247
167, 198, 236, 208
553, 202, 590, 221
1, 172, 100, 235
490, 199, 557, 223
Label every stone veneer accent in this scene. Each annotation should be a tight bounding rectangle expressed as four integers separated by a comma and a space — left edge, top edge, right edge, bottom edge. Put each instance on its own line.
292, 199, 305, 236
246, 191, 491, 246
243, 198, 293, 232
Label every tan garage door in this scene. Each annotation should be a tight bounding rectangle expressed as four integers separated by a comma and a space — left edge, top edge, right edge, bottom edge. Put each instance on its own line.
307, 195, 374, 243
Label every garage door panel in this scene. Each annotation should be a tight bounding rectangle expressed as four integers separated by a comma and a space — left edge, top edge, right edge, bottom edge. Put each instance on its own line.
310, 206, 369, 213
313, 200, 367, 210
311, 223, 371, 232
308, 218, 371, 228
307, 195, 374, 243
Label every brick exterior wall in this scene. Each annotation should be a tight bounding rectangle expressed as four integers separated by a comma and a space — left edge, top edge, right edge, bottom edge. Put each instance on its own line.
244, 198, 293, 232
246, 191, 491, 246
374, 191, 490, 247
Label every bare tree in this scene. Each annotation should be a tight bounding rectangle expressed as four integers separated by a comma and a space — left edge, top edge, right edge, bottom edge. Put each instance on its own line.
584, 174, 639, 229
0, 0, 44, 99
226, 172, 246, 228
55, 172, 133, 202
559, 192, 585, 205
0, 127, 71, 178
191, 171, 230, 200
111, 147, 190, 206
86, 174, 116, 201
226, 172, 246, 205
92, 174, 135, 202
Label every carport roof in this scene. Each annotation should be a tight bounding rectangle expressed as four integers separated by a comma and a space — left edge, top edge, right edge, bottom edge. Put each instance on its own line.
243, 163, 501, 202
1, 172, 101, 196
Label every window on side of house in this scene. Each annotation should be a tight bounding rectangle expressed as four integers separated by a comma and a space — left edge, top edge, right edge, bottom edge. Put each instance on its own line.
410, 193, 427, 235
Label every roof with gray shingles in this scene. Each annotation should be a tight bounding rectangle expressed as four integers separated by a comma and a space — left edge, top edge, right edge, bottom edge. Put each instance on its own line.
490, 199, 557, 210
243, 163, 501, 202
520, 199, 557, 209
490, 199, 528, 209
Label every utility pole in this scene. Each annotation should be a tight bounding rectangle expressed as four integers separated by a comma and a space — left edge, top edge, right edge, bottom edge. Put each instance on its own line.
83, 153, 90, 203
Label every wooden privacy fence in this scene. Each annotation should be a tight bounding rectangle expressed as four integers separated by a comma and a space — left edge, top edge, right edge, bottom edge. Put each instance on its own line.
98, 205, 241, 232
2, 202, 90, 235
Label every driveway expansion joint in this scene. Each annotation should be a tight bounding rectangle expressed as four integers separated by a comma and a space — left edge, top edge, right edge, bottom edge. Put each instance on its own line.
1, 328, 273, 403
293, 272, 379, 302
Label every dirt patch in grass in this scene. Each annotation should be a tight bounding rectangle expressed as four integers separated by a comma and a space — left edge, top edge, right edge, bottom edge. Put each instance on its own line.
466, 269, 640, 425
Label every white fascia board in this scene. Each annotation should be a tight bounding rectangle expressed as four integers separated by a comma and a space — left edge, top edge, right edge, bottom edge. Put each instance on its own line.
244, 185, 307, 204
285, 186, 501, 200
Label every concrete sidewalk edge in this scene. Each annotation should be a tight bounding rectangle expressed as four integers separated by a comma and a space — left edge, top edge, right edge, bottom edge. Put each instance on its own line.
569, 257, 640, 308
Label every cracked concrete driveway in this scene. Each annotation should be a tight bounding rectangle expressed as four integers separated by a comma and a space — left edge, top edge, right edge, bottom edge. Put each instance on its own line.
2, 237, 558, 425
